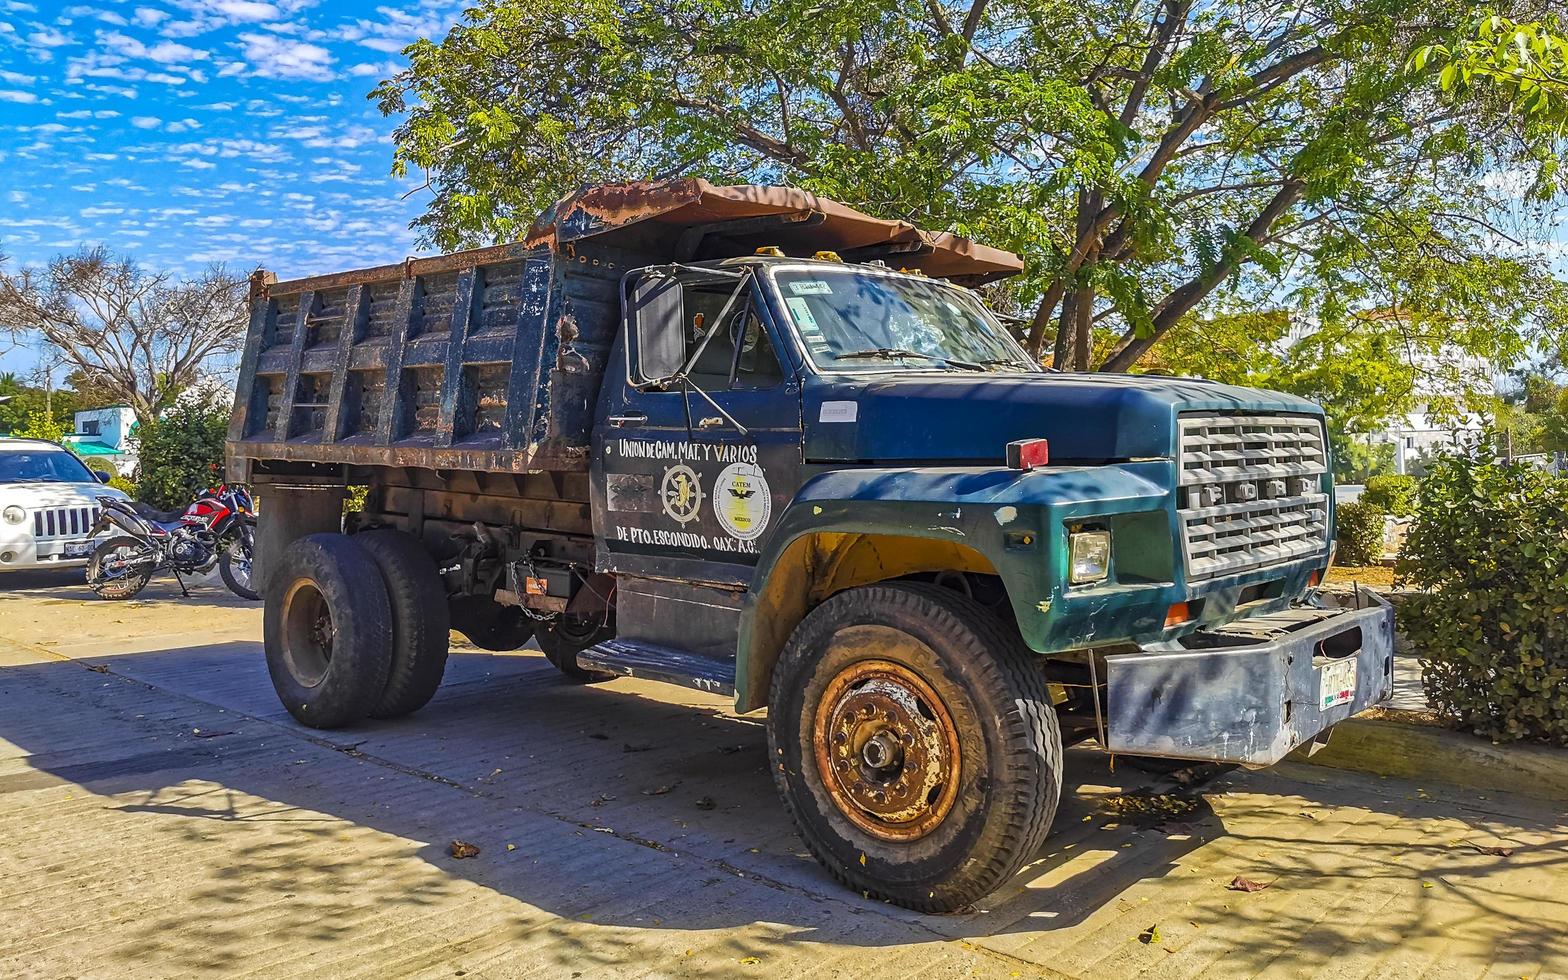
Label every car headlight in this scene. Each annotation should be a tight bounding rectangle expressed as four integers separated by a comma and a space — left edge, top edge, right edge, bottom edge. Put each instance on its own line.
1069, 530, 1111, 585
2, 505, 25, 525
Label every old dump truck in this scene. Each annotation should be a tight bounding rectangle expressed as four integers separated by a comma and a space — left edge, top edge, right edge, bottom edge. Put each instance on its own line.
228, 179, 1393, 912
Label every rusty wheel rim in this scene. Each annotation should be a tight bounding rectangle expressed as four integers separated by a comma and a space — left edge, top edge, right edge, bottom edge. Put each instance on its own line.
812, 659, 961, 841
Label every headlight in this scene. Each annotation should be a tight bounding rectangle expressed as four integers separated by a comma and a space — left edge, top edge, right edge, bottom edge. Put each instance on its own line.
2, 505, 24, 525
1069, 531, 1111, 585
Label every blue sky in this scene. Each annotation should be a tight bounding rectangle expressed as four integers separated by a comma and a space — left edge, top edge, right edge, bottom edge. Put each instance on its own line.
0, 1, 467, 340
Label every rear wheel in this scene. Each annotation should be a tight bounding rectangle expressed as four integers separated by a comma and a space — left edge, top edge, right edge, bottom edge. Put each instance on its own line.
356, 530, 450, 719
86, 536, 155, 600
536, 614, 616, 683
767, 582, 1061, 913
263, 533, 392, 729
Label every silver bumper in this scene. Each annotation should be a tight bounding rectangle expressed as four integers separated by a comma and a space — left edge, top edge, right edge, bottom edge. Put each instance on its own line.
1104, 589, 1395, 766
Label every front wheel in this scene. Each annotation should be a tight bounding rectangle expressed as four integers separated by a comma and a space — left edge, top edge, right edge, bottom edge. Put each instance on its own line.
768, 582, 1062, 913
218, 520, 259, 600
86, 536, 155, 600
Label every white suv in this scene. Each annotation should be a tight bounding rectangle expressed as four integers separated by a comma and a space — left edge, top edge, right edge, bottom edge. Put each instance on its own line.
0, 438, 130, 572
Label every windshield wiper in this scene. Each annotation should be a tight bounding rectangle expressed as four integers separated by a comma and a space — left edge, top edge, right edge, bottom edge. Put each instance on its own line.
832, 348, 986, 371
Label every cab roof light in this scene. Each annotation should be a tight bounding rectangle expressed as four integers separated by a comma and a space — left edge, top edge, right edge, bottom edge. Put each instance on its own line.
813, 250, 843, 262
755, 246, 785, 257
1006, 438, 1050, 471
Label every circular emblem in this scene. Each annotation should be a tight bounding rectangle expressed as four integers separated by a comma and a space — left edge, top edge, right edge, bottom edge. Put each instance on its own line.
660, 464, 704, 525
713, 461, 772, 540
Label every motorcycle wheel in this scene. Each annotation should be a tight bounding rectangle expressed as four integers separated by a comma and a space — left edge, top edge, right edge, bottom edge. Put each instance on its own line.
219, 532, 259, 600
87, 536, 156, 600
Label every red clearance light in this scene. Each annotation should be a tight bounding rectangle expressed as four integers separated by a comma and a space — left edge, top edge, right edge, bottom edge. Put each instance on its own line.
1308, 568, 1323, 588
1164, 602, 1191, 628
1006, 439, 1050, 470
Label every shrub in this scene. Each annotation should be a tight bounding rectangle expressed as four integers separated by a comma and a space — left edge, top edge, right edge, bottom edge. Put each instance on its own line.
12, 409, 71, 445
134, 395, 231, 510
1398, 449, 1568, 745
1334, 499, 1385, 566
106, 474, 138, 496
1361, 474, 1418, 517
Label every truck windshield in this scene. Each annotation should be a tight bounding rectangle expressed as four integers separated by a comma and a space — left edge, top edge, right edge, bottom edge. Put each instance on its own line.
0, 449, 95, 484
770, 267, 1036, 373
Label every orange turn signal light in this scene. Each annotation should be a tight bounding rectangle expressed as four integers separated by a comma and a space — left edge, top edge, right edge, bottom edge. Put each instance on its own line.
1308, 568, 1323, 587
1164, 602, 1191, 628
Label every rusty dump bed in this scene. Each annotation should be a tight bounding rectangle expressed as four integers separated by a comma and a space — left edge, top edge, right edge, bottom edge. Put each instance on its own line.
226, 179, 1023, 479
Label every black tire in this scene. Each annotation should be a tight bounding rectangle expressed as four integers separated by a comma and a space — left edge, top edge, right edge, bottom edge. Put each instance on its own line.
355, 530, 450, 719
449, 595, 536, 651
536, 614, 616, 683
767, 582, 1062, 913
263, 533, 392, 729
218, 520, 259, 600
86, 536, 155, 600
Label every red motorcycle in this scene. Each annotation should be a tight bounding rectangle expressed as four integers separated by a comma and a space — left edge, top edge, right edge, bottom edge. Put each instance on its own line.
86, 484, 258, 600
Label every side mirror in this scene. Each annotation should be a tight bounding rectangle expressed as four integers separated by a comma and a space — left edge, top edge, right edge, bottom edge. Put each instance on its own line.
94, 470, 113, 483
628, 274, 685, 382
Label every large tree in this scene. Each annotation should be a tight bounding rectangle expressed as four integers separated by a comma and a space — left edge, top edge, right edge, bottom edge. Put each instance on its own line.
0, 248, 248, 422
375, 1, 1568, 376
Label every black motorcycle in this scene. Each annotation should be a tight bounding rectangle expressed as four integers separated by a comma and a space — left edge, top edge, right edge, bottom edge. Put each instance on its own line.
86, 484, 258, 600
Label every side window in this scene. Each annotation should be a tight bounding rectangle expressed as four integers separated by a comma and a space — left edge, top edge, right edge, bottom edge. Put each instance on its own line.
729, 311, 783, 389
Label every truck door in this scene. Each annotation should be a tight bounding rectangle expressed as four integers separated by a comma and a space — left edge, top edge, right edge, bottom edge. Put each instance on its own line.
593, 267, 803, 587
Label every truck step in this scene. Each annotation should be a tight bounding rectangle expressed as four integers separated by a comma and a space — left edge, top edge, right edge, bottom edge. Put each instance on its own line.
577, 639, 736, 697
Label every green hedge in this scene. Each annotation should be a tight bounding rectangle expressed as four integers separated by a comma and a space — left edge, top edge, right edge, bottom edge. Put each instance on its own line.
1334, 500, 1385, 566
1361, 474, 1418, 517
134, 396, 231, 510
1398, 450, 1568, 745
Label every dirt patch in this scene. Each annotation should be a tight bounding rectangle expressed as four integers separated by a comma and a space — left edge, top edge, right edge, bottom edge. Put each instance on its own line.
1325, 564, 1395, 590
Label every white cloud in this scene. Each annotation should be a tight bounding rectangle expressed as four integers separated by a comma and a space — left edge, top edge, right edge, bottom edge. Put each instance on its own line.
101, 31, 210, 65
131, 116, 163, 129
0, 69, 36, 85
180, 159, 217, 169
0, 89, 38, 103
132, 8, 170, 28
236, 32, 334, 81
347, 60, 400, 79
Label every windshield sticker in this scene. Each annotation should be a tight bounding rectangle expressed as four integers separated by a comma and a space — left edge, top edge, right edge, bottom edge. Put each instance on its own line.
789, 280, 834, 296
819, 401, 858, 423
714, 462, 772, 541
785, 296, 821, 332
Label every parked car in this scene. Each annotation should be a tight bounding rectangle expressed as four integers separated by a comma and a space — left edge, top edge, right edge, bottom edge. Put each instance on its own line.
0, 437, 129, 573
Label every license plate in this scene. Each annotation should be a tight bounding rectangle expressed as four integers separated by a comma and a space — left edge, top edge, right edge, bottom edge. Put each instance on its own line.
63, 541, 94, 558
1319, 657, 1357, 710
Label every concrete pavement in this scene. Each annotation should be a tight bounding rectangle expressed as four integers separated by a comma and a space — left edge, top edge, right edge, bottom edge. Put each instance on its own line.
2, 568, 1566, 978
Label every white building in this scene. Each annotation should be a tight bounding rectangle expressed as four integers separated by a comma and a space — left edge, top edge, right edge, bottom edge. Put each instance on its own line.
1364, 406, 1486, 475
62, 405, 138, 475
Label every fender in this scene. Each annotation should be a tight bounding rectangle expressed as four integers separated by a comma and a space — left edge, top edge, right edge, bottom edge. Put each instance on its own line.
733, 460, 1173, 711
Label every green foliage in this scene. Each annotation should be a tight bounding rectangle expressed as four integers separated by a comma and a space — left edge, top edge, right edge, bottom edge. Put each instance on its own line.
1334, 499, 1386, 566
344, 485, 369, 516
1413, 12, 1568, 142
378, 0, 1568, 375
133, 396, 231, 510
1361, 474, 1418, 517
105, 474, 137, 496
1332, 435, 1398, 484
0, 376, 86, 435
1398, 449, 1568, 744
11, 409, 71, 445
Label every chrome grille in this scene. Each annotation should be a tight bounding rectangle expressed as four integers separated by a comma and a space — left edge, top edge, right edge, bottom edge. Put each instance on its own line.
31, 505, 100, 540
1178, 414, 1329, 580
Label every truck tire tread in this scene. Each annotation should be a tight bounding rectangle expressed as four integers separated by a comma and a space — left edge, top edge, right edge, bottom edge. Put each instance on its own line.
768, 581, 1062, 913
356, 530, 450, 719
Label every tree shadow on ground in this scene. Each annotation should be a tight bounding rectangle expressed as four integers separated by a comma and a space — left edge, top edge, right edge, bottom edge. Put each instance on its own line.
2, 639, 1565, 977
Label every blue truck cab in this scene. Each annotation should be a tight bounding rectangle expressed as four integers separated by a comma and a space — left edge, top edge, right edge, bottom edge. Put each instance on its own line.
229, 179, 1393, 912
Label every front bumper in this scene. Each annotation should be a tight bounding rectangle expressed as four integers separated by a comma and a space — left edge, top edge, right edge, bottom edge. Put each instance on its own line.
0, 530, 97, 571
1103, 588, 1394, 766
